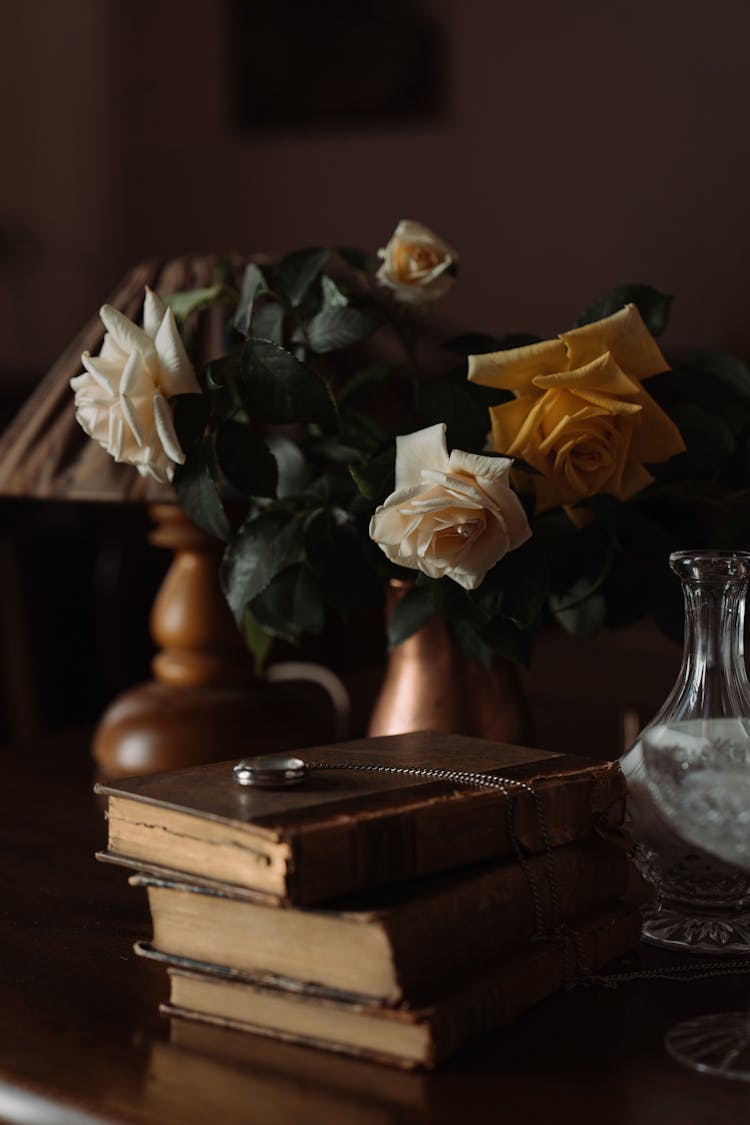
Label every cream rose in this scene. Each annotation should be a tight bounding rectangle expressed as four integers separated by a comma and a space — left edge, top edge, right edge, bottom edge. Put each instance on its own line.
369, 423, 531, 590
71, 288, 200, 483
376, 220, 457, 304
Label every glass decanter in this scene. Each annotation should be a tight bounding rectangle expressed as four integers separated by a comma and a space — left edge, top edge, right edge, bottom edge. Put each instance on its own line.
640, 723, 750, 1077
620, 549, 750, 952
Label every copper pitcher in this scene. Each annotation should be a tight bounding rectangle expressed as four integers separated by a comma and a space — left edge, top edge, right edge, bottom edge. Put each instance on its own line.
367, 582, 534, 745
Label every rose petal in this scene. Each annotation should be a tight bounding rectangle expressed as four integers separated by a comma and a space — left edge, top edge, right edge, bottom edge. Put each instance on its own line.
119, 391, 145, 446
448, 448, 513, 481
142, 287, 166, 339
468, 337, 569, 392
154, 308, 200, 395
100, 305, 156, 365
628, 392, 686, 462
370, 423, 531, 590
376, 220, 456, 305
109, 414, 125, 460
80, 353, 117, 396
449, 518, 511, 590
572, 389, 642, 416
532, 352, 641, 398
152, 392, 186, 465
499, 489, 533, 551
70, 372, 95, 394
395, 423, 450, 490
119, 349, 146, 397
561, 304, 669, 380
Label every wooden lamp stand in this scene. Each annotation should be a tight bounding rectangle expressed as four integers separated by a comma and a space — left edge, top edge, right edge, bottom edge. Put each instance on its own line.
92, 505, 340, 780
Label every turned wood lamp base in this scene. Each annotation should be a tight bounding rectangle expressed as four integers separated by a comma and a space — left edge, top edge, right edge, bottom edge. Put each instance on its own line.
92, 505, 340, 780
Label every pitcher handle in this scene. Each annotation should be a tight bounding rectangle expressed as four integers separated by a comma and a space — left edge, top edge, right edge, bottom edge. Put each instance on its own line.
265, 662, 351, 742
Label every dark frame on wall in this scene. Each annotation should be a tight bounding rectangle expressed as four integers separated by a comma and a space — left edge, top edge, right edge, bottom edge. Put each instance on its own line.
226, 0, 446, 133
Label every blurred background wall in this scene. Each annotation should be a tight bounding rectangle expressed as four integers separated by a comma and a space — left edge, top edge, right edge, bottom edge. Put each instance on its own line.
0, 0, 747, 749
3, 0, 750, 393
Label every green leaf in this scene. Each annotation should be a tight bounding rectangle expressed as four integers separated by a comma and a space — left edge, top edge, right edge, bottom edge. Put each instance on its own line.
348, 465, 376, 501
337, 362, 393, 407
448, 618, 495, 670
203, 352, 242, 392
221, 511, 306, 623
549, 589, 606, 638
250, 565, 325, 639
349, 444, 395, 501
172, 445, 230, 542
242, 607, 272, 672
424, 576, 485, 630
274, 248, 330, 307
474, 539, 550, 630
163, 284, 231, 323
306, 305, 379, 353
415, 373, 495, 452
266, 434, 311, 497
667, 351, 750, 434
685, 349, 750, 399
215, 421, 278, 499
586, 504, 679, 642
302, 272, 380, 353
387, 585, 435, 648
171, 393, 230, 541
576, 284, 673, 337
232, 264, 267, 337
306, 437, 363, 466
306, 508, 384, 613
240, 338, 336, 427
320, 275, 349, 308
251, 301, 285, 345
537, 511, 617, 632
171, 393, 210, 449
212, 257, 235, 286
508, 455, 542, 476
667, 402, 736, 474
301, 507, 329, 560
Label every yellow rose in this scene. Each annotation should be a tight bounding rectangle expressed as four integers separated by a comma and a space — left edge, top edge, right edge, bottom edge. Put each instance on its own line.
467, 304, 685, 518
369, 423, 531, 590
376, 220, 457, 305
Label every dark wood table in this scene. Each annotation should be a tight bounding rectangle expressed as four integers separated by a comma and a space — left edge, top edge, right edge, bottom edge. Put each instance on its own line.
3, 737, 750, 1124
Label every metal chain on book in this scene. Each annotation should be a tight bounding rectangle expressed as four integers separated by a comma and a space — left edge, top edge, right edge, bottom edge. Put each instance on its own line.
305, 759, 750, 989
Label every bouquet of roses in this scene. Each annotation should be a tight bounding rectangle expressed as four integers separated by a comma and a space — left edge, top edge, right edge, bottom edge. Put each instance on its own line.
71, 221, 750, 669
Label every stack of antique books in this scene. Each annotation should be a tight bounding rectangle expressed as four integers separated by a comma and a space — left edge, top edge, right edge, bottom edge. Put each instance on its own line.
96, 731, 640, 1070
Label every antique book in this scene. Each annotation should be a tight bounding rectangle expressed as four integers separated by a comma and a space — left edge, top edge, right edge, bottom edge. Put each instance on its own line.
157, 903, 641, 1070
96, 730, 626, 905
132, 837, 630, 1004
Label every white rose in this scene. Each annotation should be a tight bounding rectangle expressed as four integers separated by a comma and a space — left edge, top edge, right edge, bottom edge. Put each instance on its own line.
376, 220, 457, 304
70, 288, 200, 483
369, 423, 531, 590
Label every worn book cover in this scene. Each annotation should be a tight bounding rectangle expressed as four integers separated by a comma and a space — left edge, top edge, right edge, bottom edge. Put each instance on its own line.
132, 837, 630, 1004
96, 730, 625, 905
156, 903, 641, 1070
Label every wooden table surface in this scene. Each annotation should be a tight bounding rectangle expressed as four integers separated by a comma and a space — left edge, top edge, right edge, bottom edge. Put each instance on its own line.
3, 738, 750, 1125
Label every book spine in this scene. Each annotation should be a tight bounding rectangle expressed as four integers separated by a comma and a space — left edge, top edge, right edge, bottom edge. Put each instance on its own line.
386, 840, 630, 1002
290, 763, 626, 904
426, 904, 641, 1068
